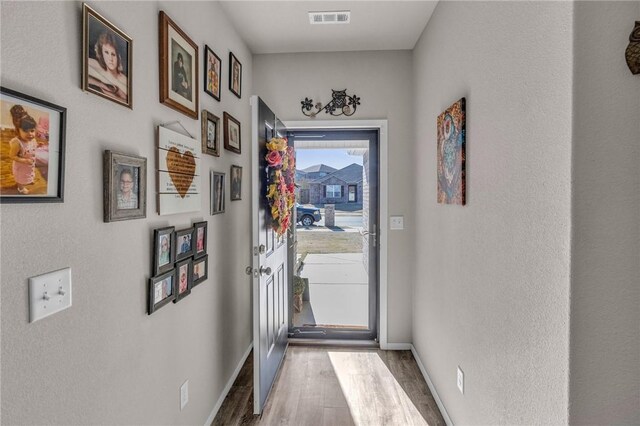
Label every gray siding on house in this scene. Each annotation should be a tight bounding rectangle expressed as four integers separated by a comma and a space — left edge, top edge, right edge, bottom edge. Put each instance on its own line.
308, 178, 363, 205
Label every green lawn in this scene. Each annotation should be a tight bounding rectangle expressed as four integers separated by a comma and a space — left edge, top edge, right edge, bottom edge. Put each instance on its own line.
296, 231, 362, 257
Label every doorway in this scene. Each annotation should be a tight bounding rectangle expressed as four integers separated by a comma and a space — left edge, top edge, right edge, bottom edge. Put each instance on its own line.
287, 129, 379, 341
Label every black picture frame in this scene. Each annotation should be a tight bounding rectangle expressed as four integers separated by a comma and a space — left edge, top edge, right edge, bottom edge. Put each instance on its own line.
153, 226, 175, 276
204, 45, 221, 101
230, 165, 242, 201
223, 112, 241, 154
175, 227, 194, 261
201, 109, 220, 157
103, 150, 147, 222
210, 171, 225, 215
0, 87, 66, 203
174, 258, 192, 302
193, 221, 207, 258
191, 255, 208, 287
228, 52, 242, 98
148, 269, 176, 314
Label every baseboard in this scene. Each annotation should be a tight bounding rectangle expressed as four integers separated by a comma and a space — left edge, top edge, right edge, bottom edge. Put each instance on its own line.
410, 344, 453, 426
381, 342, 412, 350
204, 342, 253, 426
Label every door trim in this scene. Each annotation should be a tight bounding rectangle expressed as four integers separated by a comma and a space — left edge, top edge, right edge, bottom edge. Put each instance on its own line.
284, 119, 389, 349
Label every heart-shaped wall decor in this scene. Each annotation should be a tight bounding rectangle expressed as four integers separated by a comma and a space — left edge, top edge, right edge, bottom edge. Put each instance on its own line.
166, 147, 196, 198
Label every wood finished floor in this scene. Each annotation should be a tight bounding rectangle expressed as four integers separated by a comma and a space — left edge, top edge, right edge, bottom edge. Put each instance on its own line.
212, 346, 445, 426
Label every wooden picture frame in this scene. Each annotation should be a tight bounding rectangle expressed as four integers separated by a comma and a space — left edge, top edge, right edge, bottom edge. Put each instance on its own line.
175, 227, 194, 261
229, 52, 242, 98
201, 110, 220, 156
174, 258, 192, 302
148, 269, 175, 314
204, 45, 221, 101
153, 226, 175, 276
193, 221, 207, 258
192, 255, 208, 287
230, 165, 242, 201
159, 11, 198, 119
210, 171, 225, 215
0, 87, 66, 203
223, 112, 241, 154
103, 150, 147, 222
82, 3, 132, 108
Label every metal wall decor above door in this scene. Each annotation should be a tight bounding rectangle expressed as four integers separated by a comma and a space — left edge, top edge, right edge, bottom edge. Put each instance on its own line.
301, 89, 361, 117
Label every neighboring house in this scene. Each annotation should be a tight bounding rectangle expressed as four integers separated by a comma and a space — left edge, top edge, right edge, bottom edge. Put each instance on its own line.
300, 164, 337, 181
308, 163, 363, 205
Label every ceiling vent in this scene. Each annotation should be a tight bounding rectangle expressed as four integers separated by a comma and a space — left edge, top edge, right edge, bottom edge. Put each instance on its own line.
308, 11, 351, 25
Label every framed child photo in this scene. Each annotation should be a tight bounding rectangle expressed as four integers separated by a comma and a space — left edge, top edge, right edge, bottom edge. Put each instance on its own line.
148, 269, 175, 314
210, 171, 225, 215
193, 221, 207, 258
103, 150, 147, 222
192, 255, 208, 287
201, 110, 220, 157
175, 227, 194, 261
223, 112, 241, 154
153, 226, 175, 276
174, 258, 192, 302
159, 11, 198, 119
82, 3, 133, 108
229, 52, 242, 98
230, 165, 242, 201
0, 87, 66, 203
204, 45, 221, 101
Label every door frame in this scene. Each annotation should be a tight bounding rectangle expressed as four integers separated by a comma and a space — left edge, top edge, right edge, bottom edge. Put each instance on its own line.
284, 119, 390, 349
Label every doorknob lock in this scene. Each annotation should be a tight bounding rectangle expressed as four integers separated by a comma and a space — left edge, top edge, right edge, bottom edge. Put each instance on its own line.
259, 266, 272, 276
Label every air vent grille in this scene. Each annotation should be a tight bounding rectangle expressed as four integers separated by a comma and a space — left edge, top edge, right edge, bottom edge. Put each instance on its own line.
308, 11, 351, 25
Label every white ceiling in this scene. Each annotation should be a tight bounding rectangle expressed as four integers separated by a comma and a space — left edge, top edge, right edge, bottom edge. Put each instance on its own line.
218, 1, 438, 54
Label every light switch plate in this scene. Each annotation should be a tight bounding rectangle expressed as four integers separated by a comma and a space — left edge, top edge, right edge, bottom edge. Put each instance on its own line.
390, 216, 404, 230
29, 267, 72, 323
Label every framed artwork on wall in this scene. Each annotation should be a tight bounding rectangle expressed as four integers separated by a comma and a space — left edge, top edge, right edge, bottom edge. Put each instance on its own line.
230, 165, 242, 201
210, 171, 225, 215
193, 221, 207, 258
229, 52, 242, 98
175, 227, 194, 261
159, 11, 198, 119
153, 226, 175, 276
174, 258, 192, 302
103, 150, 147, 222
192, 255, 208, 287
0, 87, 66, 203
148, 269, 175, 314
82, 3, 132, 108
437, 97, 466, 205
204, 45, 221, 101
201, 110, 220, 157
223, 112, 241, 154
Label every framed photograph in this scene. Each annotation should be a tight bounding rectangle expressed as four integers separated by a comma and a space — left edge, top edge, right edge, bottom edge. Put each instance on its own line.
192, 255, 208, 287
193, 221, 207, 258
210, 171, 225, 215
148, 269, 175, 314
175, 227, 194, 261
159, 11, 198, 119
103, 150, 147, 222
223, 112, 241, 154
153, 226, 175, 276
174, 258, 192, 302
201, 110, 220, 157
82, 3, 132, 108
230, 165, 242, 201
0, 87, 66, 203
229, 52, 242, 98
204, 45, 221, 101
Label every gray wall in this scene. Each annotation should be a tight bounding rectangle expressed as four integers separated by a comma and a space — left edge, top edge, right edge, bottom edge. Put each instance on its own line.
1, 1, 253, 424
411, 2, 573, 424
253, 51, 415, 344
570, 2, 640, 424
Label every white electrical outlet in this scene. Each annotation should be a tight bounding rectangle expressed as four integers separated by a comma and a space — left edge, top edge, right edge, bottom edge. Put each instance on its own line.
29, 267, 72, 323
390, 216, 404, 230
180, 380, 189, 410
457, 366, 464, 394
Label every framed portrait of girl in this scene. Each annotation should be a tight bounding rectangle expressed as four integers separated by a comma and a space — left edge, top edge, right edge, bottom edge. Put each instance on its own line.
82, 3, 133, 108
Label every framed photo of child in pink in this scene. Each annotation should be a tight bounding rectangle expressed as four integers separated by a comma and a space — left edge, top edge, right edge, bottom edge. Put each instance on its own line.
0, 87, 66, 203
193, 221, 207, 258
173, 258, 192, 303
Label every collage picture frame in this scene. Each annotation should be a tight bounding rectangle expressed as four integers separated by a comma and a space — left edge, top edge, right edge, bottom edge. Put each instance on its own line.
175, 227, 195, 261
148, 269, 175, 313
174, 258, 192, 302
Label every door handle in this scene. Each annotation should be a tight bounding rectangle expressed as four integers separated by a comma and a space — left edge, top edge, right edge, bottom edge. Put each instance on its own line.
259, 266, 272, 276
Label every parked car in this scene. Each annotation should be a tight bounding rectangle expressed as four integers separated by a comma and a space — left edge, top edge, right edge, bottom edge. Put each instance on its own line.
296, 204, 321, 226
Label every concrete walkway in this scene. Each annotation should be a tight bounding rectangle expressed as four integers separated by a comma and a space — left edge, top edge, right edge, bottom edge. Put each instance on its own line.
299, 253, 368, 327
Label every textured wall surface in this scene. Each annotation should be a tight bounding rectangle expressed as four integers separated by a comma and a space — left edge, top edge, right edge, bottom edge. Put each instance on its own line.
253, 51, 415, 344
1, 2, 253, 424
411, 2, 573, 424
570, 2, 640, 424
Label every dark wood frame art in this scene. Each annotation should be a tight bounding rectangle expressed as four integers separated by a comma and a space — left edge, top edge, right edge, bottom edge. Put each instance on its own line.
230, 165, 242, 201
103, 150, 147, 222
201, 110, 220, 157
191, 254, 208, 287
148, 268, 176, 314
204, 45, 221, 101
159, 11, 198, 119
228, 52, 242, 98
210, 171, 226, 215
223, 112, 241, 154
153, 226, 175, 276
